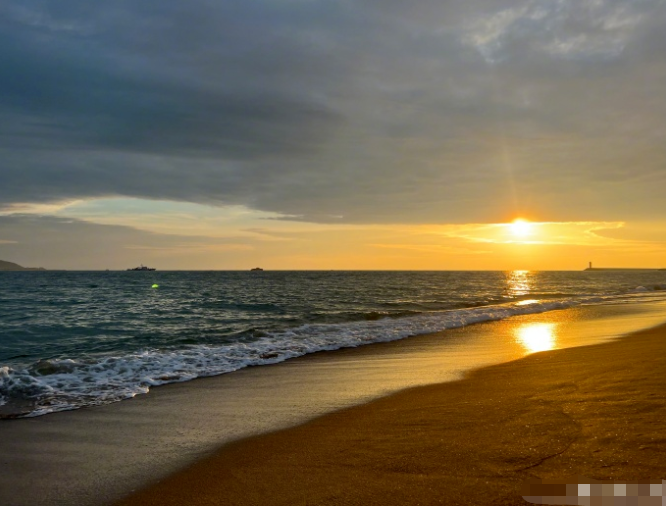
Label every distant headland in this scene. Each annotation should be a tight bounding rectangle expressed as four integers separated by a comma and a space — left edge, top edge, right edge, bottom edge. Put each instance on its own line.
0, 260, 46, 271
584, 262, 664, 272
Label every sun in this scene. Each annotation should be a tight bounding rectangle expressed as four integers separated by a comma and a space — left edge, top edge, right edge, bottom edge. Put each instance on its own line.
510, 218, 532, 237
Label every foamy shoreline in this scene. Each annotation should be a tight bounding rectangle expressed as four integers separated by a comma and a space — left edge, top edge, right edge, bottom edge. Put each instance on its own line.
117, 311, 666, 506
1, 301, 666, 505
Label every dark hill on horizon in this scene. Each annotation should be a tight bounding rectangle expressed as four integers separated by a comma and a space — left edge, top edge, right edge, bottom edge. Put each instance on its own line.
0, 260, 45, 271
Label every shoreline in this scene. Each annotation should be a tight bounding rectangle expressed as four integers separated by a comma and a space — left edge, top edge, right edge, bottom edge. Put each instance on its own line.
116, 313, 666, 505
1, 301, 666, 505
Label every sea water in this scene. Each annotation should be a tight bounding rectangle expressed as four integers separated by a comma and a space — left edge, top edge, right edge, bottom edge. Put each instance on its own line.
1, 270, 666, 418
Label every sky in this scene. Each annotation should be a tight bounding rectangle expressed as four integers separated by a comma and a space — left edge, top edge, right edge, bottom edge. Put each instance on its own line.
1, 0, 666, 270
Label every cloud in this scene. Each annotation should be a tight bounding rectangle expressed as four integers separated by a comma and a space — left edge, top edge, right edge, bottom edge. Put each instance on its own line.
410, 220, 629, 246
0, 214, 254, 269
2, 214, 665, 270
1, 0, 666, 224
461, 0, 649, 62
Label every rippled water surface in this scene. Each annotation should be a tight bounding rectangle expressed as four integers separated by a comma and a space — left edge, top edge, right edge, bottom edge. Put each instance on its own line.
2, 270, 666, 417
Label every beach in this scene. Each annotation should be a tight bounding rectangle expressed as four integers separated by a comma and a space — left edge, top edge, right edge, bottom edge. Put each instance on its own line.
114, 310, 666, 506
5, 0, 666, 503
1, 300, 666, 506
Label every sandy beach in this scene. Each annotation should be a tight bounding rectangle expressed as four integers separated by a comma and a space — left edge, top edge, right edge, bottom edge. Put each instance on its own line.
2, 302, 666, 506
115, 313, 666, 506
5, 0, 666, 503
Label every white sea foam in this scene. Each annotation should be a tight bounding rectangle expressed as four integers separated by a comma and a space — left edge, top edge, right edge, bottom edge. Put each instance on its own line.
0, 293, 659, 417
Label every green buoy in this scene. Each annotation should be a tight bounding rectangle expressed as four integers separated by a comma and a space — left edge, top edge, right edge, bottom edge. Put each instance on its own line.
152, 284, 159, 289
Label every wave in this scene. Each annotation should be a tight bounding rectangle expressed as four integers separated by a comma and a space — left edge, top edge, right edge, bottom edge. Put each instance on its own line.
0, 293, 657, 418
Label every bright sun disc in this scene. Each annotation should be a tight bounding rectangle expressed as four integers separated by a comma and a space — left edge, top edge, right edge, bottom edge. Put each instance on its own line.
510, 219, 532, 237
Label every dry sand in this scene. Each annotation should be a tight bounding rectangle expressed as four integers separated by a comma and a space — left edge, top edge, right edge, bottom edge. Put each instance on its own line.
116, 322, 666, 506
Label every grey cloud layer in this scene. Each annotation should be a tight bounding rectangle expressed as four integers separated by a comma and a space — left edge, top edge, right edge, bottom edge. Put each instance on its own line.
0, 214, 251, 269
2, 0, 666, 223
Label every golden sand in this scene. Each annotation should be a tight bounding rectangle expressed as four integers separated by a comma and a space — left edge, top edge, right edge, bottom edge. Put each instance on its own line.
115, 323, 666, 505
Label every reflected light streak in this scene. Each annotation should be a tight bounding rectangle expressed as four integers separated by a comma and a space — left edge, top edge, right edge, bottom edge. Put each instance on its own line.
505, 270, 532, 298
516, 323, 557, 353
516, 299, 539, 306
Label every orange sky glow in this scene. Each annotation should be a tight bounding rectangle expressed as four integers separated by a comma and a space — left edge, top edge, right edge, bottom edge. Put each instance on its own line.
2, 1, 666, 270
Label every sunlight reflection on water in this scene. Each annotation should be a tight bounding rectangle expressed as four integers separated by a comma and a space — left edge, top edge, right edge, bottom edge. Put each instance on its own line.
505, 270, 532, 298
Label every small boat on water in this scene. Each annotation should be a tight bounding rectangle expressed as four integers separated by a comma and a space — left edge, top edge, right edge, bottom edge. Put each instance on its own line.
250, 267, 264, 271
127, 265, 156, 271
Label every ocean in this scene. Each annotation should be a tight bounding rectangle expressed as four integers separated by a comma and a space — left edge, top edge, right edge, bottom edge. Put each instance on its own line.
1, 270, 666, 419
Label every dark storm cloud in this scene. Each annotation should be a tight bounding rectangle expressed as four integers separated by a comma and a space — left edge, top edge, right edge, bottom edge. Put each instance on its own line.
2, 0, 666, 223
0, 1, 340, 156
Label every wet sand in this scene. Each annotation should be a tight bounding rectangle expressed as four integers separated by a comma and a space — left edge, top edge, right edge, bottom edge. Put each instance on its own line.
1, 302, 666, 505
116, 312, 666, 506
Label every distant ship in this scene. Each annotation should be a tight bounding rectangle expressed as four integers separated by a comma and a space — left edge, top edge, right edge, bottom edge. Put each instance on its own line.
127, 265, 156, 271
250, 267, 264, 271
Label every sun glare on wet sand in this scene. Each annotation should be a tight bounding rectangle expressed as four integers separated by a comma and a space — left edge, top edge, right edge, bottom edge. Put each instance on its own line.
516, 322, 557, 353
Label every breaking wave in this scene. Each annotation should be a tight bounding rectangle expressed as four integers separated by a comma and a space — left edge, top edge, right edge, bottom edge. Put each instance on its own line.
0, 294, 629, 418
